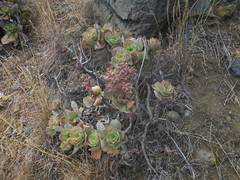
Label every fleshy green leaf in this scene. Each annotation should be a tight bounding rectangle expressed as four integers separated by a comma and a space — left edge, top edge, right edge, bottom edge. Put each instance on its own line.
71, 101, 78, 112
83, 96, 94, 108
110, 120, 122, 129
96, 121, 105, 131
88, 130, 100, 147
112, 98, 129, 113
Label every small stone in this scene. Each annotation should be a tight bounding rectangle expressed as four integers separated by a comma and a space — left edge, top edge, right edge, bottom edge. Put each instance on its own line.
166, 111, 181, 121
229, 59, 240, 77
184, 110, 192, 118
194, 149, 216, 167
226, 116, 232, 121
172, 105, 185, 117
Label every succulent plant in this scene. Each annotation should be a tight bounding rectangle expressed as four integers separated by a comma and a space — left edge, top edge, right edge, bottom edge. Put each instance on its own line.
68, 127, 85, 146
83, 86, 104, 107
103, 63, 136, 112
82, 27, 102, 48
60, 129, 71, 142
111, 97, 135, 113
123, 38, 146, 62
123, 38, 144, 53
0, 6, 11, 17
46, 115, 62, 136
0, 1, 30, 45
59, 127, 86, 153
60, 141, 72, 152
3, 22, 18, 33
63, 109, 79, 124
87, 129, 100, 148
104, 31, 122, 47
152, 80, 174, 100
91, 86, 102, 95
101, 127, 126, 154
111, 47, 132, 65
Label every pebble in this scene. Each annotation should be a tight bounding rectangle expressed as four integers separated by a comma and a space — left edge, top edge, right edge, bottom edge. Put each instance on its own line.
166, 111, 181, 121
229, 59, 240, 77
194, 149, 216, 167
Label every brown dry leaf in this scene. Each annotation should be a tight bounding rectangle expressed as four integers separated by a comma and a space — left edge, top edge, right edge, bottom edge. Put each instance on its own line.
126, 100, 135, 110
91, 149, 102, 160
1, 33, 18, 45
107, 149, 119, 155
93, 97, 102, 106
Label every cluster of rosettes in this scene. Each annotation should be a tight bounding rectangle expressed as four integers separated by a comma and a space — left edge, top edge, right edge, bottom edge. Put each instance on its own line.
0, 0, 30, 45
59, 119, 126, 157
47, 102, 127, 159
81, 23, 156, 112
103, 63, 136, 102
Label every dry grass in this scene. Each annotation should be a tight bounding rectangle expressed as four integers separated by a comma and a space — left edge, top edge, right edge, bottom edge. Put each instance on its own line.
0, 0, 95, 179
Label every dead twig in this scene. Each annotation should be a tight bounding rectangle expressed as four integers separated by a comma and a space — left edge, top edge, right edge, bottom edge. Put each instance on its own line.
53, 71, 66, 95
165, 130, 196, 179
141, 83, 168, 178
76, 39, 105, 86
137, 37, 147, 86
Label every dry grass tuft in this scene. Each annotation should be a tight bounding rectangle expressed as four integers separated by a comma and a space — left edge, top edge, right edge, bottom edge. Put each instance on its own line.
0, 0, 96, 179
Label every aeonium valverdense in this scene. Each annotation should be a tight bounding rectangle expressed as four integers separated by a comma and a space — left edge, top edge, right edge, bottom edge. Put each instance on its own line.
103, 63, 136, 112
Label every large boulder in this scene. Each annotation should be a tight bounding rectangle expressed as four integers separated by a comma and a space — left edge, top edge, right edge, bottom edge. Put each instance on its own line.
93, 0, 171, 37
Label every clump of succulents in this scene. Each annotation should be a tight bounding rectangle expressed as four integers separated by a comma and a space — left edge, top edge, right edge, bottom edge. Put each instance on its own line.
0, 0, 30, 46
48, 109, 127, 159
152, 80, 175, 100
82, 26, 103, 48
103, 63, 136, 112
111, 47, 132, 65
47, 101, 84, 136
80, 24, 168, 112
123, 37, 145, 63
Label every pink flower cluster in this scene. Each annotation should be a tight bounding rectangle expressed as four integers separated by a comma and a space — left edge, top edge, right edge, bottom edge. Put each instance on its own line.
103, 63, 136, 102
80, 74, 94, 92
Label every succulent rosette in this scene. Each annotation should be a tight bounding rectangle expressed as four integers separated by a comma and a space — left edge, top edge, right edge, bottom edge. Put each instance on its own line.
101, 127, 126, 153
123, 38, 145, 62
111, 47, 132, 65
68, 127, 86, 146
46, 115, 62, 136
104, 31, 122, 47
59, 129, 72, 152
82, 27, 101, 47
63, 109, 79, 124
87, 129, 100, 149
60, 141, 72, 152
152, 80, 174, 100
123, 38, 144, 52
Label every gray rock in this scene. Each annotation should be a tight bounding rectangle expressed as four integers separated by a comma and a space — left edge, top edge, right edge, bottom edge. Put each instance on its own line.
193, 149, 216, 167
93, 0, 172, 37
229, 59, 240, 77
166, 111, 181, 121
